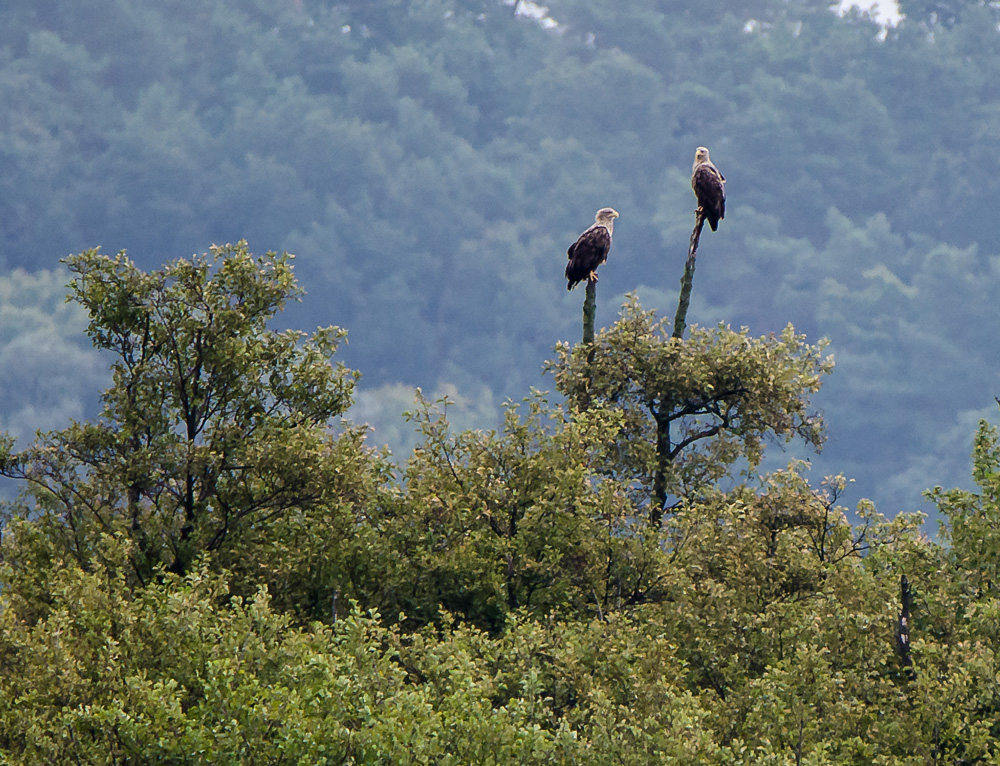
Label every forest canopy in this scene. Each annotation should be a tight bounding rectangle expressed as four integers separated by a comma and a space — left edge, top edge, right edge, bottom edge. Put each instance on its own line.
0, 242, 998, 763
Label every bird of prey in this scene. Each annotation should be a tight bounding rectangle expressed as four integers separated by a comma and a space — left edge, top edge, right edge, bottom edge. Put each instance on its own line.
691, 146, 726, 232
565, 207, 619, 290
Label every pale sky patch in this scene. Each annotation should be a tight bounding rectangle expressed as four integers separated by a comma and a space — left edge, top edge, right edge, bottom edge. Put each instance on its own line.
837, 0, 902, 26
503, 0, 559, 30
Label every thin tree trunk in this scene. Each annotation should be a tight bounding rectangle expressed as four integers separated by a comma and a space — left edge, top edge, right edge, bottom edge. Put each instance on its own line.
583, 278, 596, 345
673, 210, 705, 340
578, 279, 597, 409
897, 574, 916, 681
655, 209, 706, 520
651, 410, 670, 526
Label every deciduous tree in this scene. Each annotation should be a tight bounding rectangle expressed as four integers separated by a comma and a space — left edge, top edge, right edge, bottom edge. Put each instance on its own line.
0, 242, 369, 589
549, 295, 832, 523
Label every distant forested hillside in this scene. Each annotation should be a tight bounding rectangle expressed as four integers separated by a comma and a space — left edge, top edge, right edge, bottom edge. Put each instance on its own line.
2, 0, 999, 518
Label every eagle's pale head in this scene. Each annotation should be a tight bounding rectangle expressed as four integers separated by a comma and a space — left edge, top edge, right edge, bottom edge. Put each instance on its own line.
693, 146, 711, 167
595, 207, 620, 224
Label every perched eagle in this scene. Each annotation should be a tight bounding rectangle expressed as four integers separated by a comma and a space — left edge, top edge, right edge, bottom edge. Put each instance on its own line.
565, 207, 619, 290
691, 146, 725, 232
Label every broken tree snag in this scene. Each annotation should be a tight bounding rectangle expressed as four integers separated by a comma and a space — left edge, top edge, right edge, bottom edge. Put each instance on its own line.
672, 208, 705, 340
897, 574, 916, 681
583, 278, 596, 345
575, 278, 598, 409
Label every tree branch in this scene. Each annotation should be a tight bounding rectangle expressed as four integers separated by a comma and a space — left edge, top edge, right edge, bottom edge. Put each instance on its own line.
672, 209, 705, 340
583, 279, 597, 345
897, 574, 916, 681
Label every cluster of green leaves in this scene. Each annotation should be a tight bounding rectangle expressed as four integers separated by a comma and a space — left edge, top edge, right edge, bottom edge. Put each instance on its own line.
2, 248, 1000, 763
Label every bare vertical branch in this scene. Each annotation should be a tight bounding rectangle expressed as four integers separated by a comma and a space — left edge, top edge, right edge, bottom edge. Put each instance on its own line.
574, 279, 597, 410
673, 209, 706, 340
583, 278, 597, 345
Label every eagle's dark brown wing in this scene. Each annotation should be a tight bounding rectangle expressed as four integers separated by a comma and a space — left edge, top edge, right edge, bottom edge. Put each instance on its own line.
692, 164, 726, 232
566, 224, 612, 290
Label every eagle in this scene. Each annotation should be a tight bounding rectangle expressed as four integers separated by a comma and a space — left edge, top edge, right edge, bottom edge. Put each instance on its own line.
565, 207, 619, 290
691, 146, 725, 232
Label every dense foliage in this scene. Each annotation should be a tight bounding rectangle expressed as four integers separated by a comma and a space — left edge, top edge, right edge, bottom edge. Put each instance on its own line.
4, 0, 1000, 758
2, 0, 1000, 515
1, 246, 998, 763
